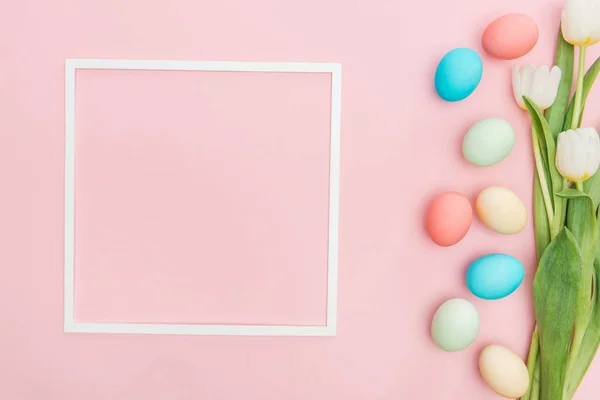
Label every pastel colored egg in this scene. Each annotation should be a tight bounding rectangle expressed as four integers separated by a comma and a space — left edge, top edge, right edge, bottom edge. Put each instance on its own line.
482, 14, 539, 60
466, 254, 524, 300
479, 345, 529, 398
476, 187, 527, 235
425, 192, 472, 246
435, 48, 483, 102
462, 118, 515, 166
431, 298, 480, 352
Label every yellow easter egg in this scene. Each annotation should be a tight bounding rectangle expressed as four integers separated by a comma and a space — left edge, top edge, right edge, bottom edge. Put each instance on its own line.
476, 186, 527, 235
479, 345, 529, 399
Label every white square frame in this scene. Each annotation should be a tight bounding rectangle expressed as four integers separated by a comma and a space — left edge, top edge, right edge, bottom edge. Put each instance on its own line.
64, 58, 342, 336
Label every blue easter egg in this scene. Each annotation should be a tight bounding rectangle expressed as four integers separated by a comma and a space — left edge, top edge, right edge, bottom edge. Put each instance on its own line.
435, 48, 483, 102
466, 254, 524, 300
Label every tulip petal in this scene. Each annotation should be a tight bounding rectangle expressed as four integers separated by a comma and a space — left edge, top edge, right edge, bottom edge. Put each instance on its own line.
567, 131, 582, 179
548, 67, 563, 107
550, 66, 563, 82
532, 66, 550, 109
573, 131, 588, 179
583, 128, 600, 177
591, 0, 600, 43
557, 131, 569, 178
522, 65, 536, 104
512, 65, 525, 108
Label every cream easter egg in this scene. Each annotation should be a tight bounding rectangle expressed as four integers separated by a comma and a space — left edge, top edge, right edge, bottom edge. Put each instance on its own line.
476, 187, 527, 235
479, 345, 529, 398
482, 14, 539, 60
425, 192, 472, 246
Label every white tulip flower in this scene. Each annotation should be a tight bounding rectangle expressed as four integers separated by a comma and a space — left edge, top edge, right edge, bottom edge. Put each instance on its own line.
556, 127, 600, 182
512, 65, 562, 110
561, 0, 600, 46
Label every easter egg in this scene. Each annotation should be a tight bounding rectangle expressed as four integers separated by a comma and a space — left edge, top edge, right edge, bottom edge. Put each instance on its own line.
479, 345, 529, 398
425, 192, 472, 246
466, 254, 524, 300
482, 14, 539, 60
431, 298, 480, 352
476, 187, 527, 235
435, 48, 483, 102
462, 118, 515, 166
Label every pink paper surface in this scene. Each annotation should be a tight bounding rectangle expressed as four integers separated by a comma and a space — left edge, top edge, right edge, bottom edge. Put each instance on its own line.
74, 69, 331, 325
1, 0, 600, 399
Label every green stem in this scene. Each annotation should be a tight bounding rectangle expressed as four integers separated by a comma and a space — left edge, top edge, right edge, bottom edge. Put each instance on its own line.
571, 46, 587, 129
522, 328, 539, 400
532, 128, 554, 227
522, 356, 540, 400
564, 49, 591, 385
564, 50, 594, 389
550, 178, 569, 238
531, 359, 540, 400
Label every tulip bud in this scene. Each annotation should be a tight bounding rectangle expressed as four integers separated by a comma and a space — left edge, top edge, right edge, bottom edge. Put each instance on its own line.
561, 0, 600, 46
556, 127, 600, 182
512, 65, 562, 110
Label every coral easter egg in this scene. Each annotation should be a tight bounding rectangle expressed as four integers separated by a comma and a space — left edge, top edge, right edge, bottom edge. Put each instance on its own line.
425, 192, 472, 246
482, 14, 539, 60
435, 48, 483, 101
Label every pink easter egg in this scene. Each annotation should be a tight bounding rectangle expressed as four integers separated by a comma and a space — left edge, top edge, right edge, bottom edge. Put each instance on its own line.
482, 14, 539, 60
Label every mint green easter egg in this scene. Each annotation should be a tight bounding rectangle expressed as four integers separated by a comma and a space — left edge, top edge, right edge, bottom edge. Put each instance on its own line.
462, 118, 515, 167
431, 298, 480, 352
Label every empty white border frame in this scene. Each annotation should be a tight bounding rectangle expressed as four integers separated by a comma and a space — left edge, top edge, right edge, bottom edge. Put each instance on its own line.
64, 58, 342, 336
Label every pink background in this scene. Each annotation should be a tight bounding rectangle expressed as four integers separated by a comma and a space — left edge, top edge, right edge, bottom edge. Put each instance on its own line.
2, 0, 600, 399
74, 69, 331, 325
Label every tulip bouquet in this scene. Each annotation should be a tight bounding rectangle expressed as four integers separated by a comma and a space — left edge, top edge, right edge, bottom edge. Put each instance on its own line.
517, 0, 600, 399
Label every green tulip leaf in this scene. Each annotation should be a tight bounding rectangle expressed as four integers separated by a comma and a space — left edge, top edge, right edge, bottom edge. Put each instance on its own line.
565, 256, 600, 399
579, 57, 600, 207
546, 27, 574, 138
526, 97, 551, 175
561, 194, 600, 399
524, 96, 567, 234
564, 205, 600, 399
534, 174, 551, 260
564, 55, 600, 130
584, 169, 600, 210
567, 196, 599, 286
534, 227, 583, 400
524, 97, 559, 189
557, 188, 594, 200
